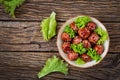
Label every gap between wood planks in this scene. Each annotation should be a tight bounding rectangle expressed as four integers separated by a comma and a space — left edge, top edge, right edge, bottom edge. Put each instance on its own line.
0, 51, 119, 54
0, 52, 119, 80
0, 21, 120, 52
0, 20, 120, 23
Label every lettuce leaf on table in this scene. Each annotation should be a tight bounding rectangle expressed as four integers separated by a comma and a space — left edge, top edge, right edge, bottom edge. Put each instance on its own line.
41, 11, 57, 41
0, 0, 25, 18
37, 56, 68, 78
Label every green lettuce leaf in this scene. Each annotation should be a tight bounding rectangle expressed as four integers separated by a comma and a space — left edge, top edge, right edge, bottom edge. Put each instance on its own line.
75, 58, 85, 65
37, 55, 68, 78
41, 11, 57, 41
87, 48, 101, 62
48, 12, 57, 40
64, 25, 75, 38
94, 27, 108, 44
41, 18, 49, 41
75, 16, 91, 28
1, 0, 25, 18
0, 0, 3, 4
70, 43, 86, 54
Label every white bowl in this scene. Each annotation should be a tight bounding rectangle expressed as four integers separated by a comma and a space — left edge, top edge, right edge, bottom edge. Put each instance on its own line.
57, 16, 110, 68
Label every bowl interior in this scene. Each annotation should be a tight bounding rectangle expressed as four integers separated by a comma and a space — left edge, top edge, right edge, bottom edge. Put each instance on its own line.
57, 16, 110, 68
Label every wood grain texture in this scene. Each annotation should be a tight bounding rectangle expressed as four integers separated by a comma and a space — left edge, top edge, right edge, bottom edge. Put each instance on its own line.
0, 0, 120, 80
0, 0, 119, 21
0, 52, 120, 80
0, 21, 120, 52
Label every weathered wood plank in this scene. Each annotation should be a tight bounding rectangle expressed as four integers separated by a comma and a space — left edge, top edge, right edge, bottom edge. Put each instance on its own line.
0, 52, 120, 80
0, 0, 119, 21
0, 21, 120, 52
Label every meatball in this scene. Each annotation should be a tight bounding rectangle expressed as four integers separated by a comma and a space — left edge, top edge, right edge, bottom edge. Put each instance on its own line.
86, 22, 96, 31
81, 54, 92, 62
73, 36, 82, 44
61, 32, 71, 41
88, 33, 99, 44
62, 42, 71, 53
94, 45, 104, 54
68, 51, 78, 61
78, 28, 90, 39
82, 40, 91, 48
70, 22, 78, 31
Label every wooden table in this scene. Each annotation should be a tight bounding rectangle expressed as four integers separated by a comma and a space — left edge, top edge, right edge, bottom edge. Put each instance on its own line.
0, 0, 120, 80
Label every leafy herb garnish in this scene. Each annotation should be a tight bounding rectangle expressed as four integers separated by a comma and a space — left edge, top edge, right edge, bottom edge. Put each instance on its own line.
94, 27, 108, 44
87, 48, 101, 62
70, 43, 86, 54
75, 16, 91, 28
64, 25, 75, 38
75, 58, 85, 65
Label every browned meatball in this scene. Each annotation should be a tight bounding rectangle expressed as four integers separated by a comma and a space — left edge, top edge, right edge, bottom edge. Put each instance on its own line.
82, 40, 91, 48
78, 28, 90, 39
68, 51, 78, 61
86, 22, 96, 31
73, 36, 82, 44
81, 54, 92, 62
88, 33, 99, 44
61, 32, 71, 41
62, 42, 71, 53
70, 22, 78, 31
94, 45, 104, 54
